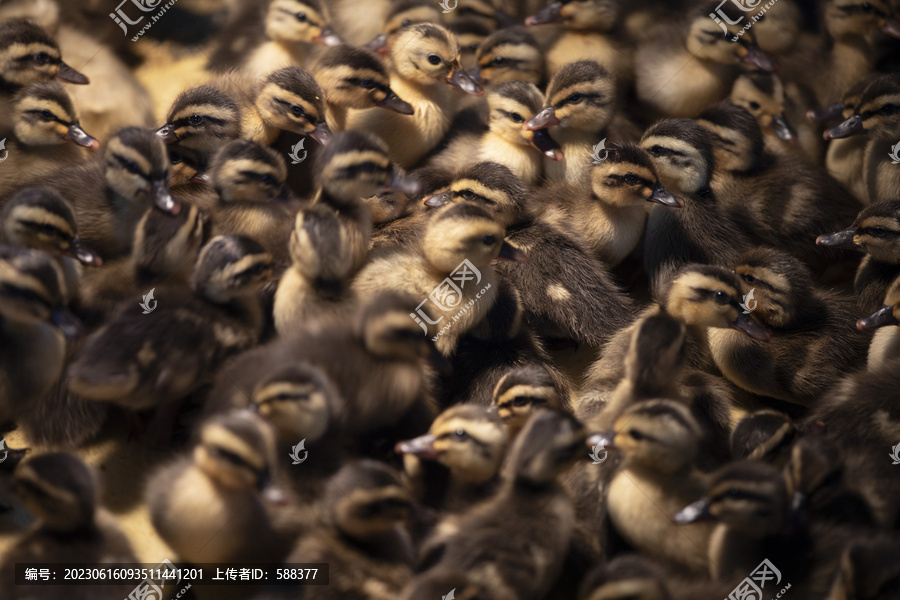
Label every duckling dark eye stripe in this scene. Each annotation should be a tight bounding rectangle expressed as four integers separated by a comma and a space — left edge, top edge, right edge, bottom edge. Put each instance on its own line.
276, 8, 322, 27
273, 98, 308, 118
335, 163, 391, 178
113, 155, 145, 176
608, 174, 652, 187
345, 78, 391, 94
24, 109, 62, 123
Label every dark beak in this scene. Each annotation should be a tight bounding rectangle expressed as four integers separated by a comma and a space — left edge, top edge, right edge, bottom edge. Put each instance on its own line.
816, 229, 857, 249
309, 122, 332, 145
497, 240, 527, 262
424, 190, 452, 208
525, 107, 560, 131
648, 183, 683, 207
156, 124, 179, 144
150, 179, 180, 215
314, 25, 342, 46
672, 498, 713, 524
469, 67, 485, 85
64, 124, 99, 149
881, 18, 900, 38
50, 307, 84, 341
67, 237, 103, 267
730, 312, 771, 342
824, 114, 864, 140
395, 434, 439, 459
56, 61, 89, 84
364, 33, 389, 53
379, 91, 415, 115
807, 102, 844, 122
446, 66, 483, 96
771, 114, 796, 142
857, 304, 899, 330
586, 431, 616, 451
525, 2, 563, 25
740, 45, 776, 72
530, 129, 564, 160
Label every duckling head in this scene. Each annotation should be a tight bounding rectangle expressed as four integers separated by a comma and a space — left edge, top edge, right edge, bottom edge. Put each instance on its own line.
2, 188, 101, 266
525, 60, 616, 133
591, 142, 682, 208
492, 364, 563, 437
195, 411, 279, 493
0, 19, 88, 88
423, 202, 524, 273
858, 274, 900, 329
315, 130, 398, 204
623, 314, 687, 395
729, 73, 796, 142
729, 410, 797, 465
733, 247, 817, 330
817, 200, 900, 263
674, 460, 789, 536
662, 264, 771, 341
686, 5, 775, 71
12, 81, 98, 148
364, 0, 443, 52
104, 127, 180, 215
252, 362, 341, 443
448, 17, 493, 71
157, 86, 242, 157
504, 410, 586, 487
605, 400, 702, 473
328, 460, 415, 538
696, 102, 765, 172
426, 161, 529, 228
484, 81, 562, 160
264, 0, 341, 46
640, 119, 715, 195
471, 28, 543, 86
825, 74, 900, 140
0, 246, 80, 339
314, 45, 414, 114
255, 66, 331, 144
452, 0, 505, 31
824, 0, 900, 40
388, 23, 483, 95
357, 291, 437, 362
210, 139, 290, 205
132, 203, 208, 282
747, 0, 801, 54
396, 404, 508, 484
13, 453, 97, 533
579, 555, 673, 600
192, 235, 273, 303
525, 0, 618, 31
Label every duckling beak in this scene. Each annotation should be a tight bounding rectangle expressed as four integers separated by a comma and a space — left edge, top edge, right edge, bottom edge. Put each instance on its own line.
807, 102, 844, 122
56, 61, 89, 85
469, 67, 486, 85
648, 184, 683, 207
586, 431, 616, 451
314, 25, 343, 46
497, 241, 528, 262
824, 114, 863, 140
156, 124, 179, 144
364, 33, 389, 53
730, 312, 771, 342
530, 129, 564, 161
446, 65, 484, 96
379, 91, 415, 115
190, 171, 211, 184
50, 307, 83, 341
395, 434, 440, 459
672, 498, 713, 524
857, 304, 899, 329
771, 114, 796, 142
64, 124, 100, 149
389, 172, 422, 198
424, 190, 452, 208
816, 229, 857, 250
150, 180, 180, 215
524, 107, 560, 131
525, 2, 563, 25
67, 237, 103, 267
880, 18, 900, 38
309, 122, 333, 145
738, 45, 776, 72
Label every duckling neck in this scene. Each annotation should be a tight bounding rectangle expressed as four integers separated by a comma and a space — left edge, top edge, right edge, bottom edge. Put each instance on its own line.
479, 132, 539, 183
326, 102, 348, 132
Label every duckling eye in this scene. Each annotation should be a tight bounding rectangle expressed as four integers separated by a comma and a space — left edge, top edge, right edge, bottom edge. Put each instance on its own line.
493, 56, 507, 66
170, 152, 184, 165
482, 235, 496, 245
360, 79, 376, 89
121, 159, 142, 175
648, 145, 666, 157
871, 227, 888, 237
512, 396, 531, 407
454, 429, 469, 440
428, 54, 442, 66
860, 2, 873, 11
714, 290, 730, 304
510, 113, 524, 123
624, 174, 639, 185
32, 52, 51, 65
879, 104, 899, 115
188, 115, 203, 126
742, 273, 756, 284
259, 174, 277, 185
725, 489, 744, 499
461, 190, 476, 200
295, 11, 307, 21
291, 104, 305, 116
39, 110, 55, 120
628, 429, 645, 441
748, 101, 760, 110
566, 93, 583, 104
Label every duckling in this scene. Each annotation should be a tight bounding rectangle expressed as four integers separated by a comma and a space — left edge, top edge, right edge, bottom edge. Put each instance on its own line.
708, 247, 869, 405
0, 453, 137, 600
67, 235, 272, 413
819, 76, 874, 205
345, 22, 483, 169
449, 17, 493, 72
471, 27, 545, 88
524, 60, 638, 186
826, 536, 900, 600
419, 410, 587, 600
146, 410, 294, 565
729, 409, 798, 467
358, 0, 444, 53
640, 118, 752, 296
633, 4, 775, 119
27, 126, 180, 260
0, 82, 98, 197
244, 66, 332, 147
493, 363, 571, 438
536, 142, 681, 266
0, 246, 80, 430
816, 200, 900, 314
286, 460, 416, 600
857, 273, 900, 371
0, 19, 88, 128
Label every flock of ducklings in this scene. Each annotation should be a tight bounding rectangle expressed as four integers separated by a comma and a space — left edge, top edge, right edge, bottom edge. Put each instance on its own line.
2, 0, 900, 598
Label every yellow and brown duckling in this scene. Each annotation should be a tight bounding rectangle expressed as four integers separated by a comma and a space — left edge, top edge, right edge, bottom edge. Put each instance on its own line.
492, 363, 571, 438
245, 66, 332, 147
448, 17, 493, 73
857, 273, 900, 371
0, 453, 137, 600
729, 409, 798, 468
470, 27, 545, 88
359, 0, 444, 54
